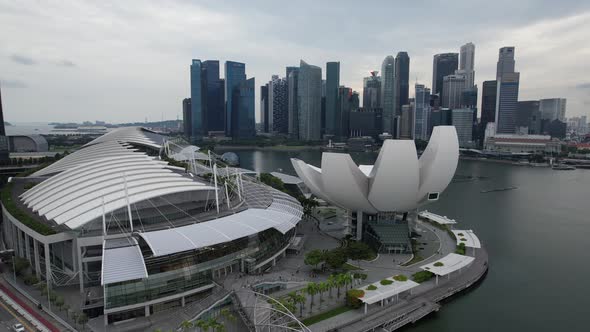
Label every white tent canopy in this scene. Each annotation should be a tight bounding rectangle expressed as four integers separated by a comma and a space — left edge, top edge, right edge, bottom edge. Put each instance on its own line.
452, 230, 481, 248
101, 238, 148, 285
420, 253, 474, 276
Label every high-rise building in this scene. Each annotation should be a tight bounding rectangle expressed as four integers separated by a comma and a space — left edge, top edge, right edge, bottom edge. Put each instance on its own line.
268, 75, 288, 134
442, 74, 465, 109
381, 56, 396, 134
190, 60, 204, 141
461, 87, 478, 109
287, 68, 300, 139
0, 83, 9, 161
336, 87, 353, 139
233, 78, 256, 138
363, 71, 381, 109
539, 98, 567, 122
297, 60, 322, 141
182, 98, 192, 139
495, 47, 520, 134
400, 104, 414, 139
321, 79, 326, 137
325, 62, 340, 136
202, 60, 225, 133
481, 80, 497, 128
414, 84, 431, 141
260, 84, 269, 133
459, 42, 475, 89
225, 61, 247, 137
432, 53, 458, 97
394, 52, 410, 117
517, 100, 542, 134
496, 47, 515, 79
452, 108, 475, 147
349, 108, 383, 138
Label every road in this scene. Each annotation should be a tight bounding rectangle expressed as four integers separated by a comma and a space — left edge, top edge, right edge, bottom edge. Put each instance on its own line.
0, 297, 35, 332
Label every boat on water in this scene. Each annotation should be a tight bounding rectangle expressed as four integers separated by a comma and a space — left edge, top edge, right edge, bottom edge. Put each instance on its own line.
552, 164, 576, 170
480, 186, 518, 193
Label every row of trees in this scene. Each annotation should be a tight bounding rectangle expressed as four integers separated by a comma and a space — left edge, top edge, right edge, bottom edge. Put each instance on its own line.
175, 308, 235, 332
304, 241, 374, 270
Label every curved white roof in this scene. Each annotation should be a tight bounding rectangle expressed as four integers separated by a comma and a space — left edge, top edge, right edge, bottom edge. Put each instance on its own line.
452, 230, 481, 248
291, 126, 459, 213
137, 189, 303, 256
420, 253, 474, 276
360, 277, 420, 305
418, 210, 457, 225
84, 126, 165, 150
21, 155, 213, 229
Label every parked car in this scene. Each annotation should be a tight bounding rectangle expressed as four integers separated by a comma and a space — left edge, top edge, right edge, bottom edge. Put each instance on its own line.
12, 323, 25, 332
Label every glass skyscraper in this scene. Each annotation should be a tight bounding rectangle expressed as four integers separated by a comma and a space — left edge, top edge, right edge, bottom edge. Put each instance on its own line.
235, 78, 256, 138
297, 60, 322, 141
325, 62, 340, 136
190, 60, 203, 141
381, 56, 395, 134
225, 61, 247, 137
202, 60, 225, 133
432, 53, 458, 97
394, 52, 410, 116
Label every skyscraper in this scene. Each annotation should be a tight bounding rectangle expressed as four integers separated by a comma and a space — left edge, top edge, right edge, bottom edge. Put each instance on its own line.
337, 87, 353, 139
325, 62, 340, 136
0, 83, 9, 161
496, 47, 515, 79
260, 84, 269, 133
432, 53, 458, 97
287, 68, 300, 139
190, 60, 204, 141
269, 75, 288, 134
182, 98, 192, 139
400, 104, 414, 139
297, 60, 322, 141
363, 71, 381, 109
442, 74, 465, 109
414, 84, 431, 141
539, 98, 567, 122
481, 80, 497, 128
394, 52, 410, 116
517, 100, 541, 134
494, 47, 520, 134
452, 109, 474, 147
459, 42, 476, 89
381, 56, 396, 134
233, 78, 256, 138
225, 61, 247, 137
202, 60, 225, 133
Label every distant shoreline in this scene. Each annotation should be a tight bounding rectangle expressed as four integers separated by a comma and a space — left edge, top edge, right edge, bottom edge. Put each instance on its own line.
214, 145, 323, 152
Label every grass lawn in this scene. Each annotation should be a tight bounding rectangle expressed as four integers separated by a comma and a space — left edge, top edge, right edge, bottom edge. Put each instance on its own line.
342, 262, 362, 271
301, 305, 354, 326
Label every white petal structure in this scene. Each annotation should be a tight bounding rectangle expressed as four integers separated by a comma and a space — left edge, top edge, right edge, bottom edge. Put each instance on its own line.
291, 126, 459, 213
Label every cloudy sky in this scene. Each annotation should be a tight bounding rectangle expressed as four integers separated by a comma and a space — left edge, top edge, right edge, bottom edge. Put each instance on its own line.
1, 0, 589, 124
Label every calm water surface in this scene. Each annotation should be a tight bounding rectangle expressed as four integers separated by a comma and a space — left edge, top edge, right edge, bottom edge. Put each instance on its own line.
222, 148, 590, 331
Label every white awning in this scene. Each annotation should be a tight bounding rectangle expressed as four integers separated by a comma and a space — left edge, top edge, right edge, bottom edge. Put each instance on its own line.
420, 253, 474, 276
101, 238, 148, 285
360, 277, 420, 305
452, 230, 481, 248
418, 210, 457, 225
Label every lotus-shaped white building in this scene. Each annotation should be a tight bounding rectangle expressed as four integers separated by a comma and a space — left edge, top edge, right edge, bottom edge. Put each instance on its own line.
291, 126, 459, 214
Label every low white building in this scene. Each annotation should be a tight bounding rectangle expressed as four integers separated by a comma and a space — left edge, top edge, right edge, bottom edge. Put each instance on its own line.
484, 122, 560, 154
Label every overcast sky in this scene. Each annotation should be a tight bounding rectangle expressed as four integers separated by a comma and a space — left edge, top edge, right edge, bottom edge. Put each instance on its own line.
1, 0, 589, 124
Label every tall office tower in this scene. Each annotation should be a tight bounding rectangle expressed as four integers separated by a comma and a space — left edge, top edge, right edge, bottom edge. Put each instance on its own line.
381, 56, 396, 134
517, 101, 541, 134
260, 84, 269, 133
233, 78, 256, 138
432, 53, 459, 97
225, 61, 247, 137
182, 98, 192, 139
394, 52, 410, 116
459, 42, 476, 89
336, 87, 353, 139
461, 87, 478, 109
452, 109, 474, 147
414, 84, 431, 141
481, 80, 497, 129
0, 84, 9, 161
321, 80, 326, 137
400, 104, 414, 139
539, 98, 567, 122
190, 60, 204, 141
442, 74, 465, 109
268, 75, 288, 134
202, 60, 225, 133
286, 66, 298, 80
287, 68, 300, 139
325, 62, 340, 136
297, 60, 322, 141
494, 47, 520, 134
363, 71, 381, 109
496, 47, 515, 79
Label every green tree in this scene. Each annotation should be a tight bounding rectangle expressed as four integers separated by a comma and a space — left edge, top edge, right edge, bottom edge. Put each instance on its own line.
195, 319, 209, 331
288, 291, 306, 317
55, 296, 65, 311
325, 248, 347, 269
304, 249, 325, 270
346, 241, 372, 266
306, 282, 319, 313
180, 320, 193, 331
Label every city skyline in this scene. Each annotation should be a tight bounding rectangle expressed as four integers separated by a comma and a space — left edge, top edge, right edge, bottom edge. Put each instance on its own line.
1, 0, 590, 123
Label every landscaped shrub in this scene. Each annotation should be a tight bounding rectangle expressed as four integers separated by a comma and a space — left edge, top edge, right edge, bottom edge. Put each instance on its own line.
346, 289, 365, 308
412, 271, 434, 283
366, 285, 378, 291
393, 275, 408, 282
457, 233, 464, 236
460, 238, 467, 241
380, 279, 393, 285
433, 262, 444, 267
1, 183, 56, 235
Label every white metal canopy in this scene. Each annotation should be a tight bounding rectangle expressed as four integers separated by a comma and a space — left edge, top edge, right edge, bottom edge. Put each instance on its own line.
101, 238, 148, 285
452, 230, 481, 248
418, 210, 457, 225
420, 253, 475, 276
360, 278, 420, 305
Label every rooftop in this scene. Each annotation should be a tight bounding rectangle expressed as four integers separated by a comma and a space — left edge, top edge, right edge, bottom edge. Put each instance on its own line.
420, 253, 474, 276
452, 230, 481, 249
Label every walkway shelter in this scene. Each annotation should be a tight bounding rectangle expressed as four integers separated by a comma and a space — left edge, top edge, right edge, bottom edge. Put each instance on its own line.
418, 210, 456, 226
452, 230, 481, 255
358, 277, 420, 314
420, 253, 474, 284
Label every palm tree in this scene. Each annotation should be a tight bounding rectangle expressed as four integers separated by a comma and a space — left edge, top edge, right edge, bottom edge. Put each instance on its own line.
343, 273, 353, 290
327, 275, 336, 298
291, 291, 306, 317
306, 282, 318, 313
180, 320, 193, 331
220, 308, 236, 323
195, 319, 209, 332
336, 274, 346, 298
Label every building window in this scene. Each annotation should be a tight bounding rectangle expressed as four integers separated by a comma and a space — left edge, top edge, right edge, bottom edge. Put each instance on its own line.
428, 192, 439, 201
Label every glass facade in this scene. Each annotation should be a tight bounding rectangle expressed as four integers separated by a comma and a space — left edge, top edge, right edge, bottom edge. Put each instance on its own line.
225, 61, 246, 137
234, 78, 255, 138
325, 62, 340, 136
190, 60, 203, 141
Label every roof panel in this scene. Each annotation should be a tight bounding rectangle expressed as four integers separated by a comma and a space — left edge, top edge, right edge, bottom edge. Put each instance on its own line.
420, 253, 475, 276
101, 239, 148, 285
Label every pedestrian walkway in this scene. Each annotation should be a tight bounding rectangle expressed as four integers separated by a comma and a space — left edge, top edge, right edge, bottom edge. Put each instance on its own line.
0, 283, 60, 332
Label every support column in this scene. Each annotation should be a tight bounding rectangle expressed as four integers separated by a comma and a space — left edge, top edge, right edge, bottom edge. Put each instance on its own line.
33, 240, 41, 279
44, 243, 51, 286
145, 306, 150, 317
15, 228, 21, 257
364, 303, 367, 314
436, 275, 438, 285
356, 211, 363, 241
78, 244, 85, 294
181, 297, 186, 307
24, 233, 31, 263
